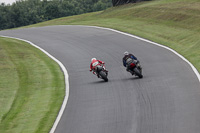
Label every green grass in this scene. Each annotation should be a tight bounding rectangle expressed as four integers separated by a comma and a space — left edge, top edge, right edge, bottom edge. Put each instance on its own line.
0, 37, 65, 133
27, 0, 200, 72
0, 0, 199, 132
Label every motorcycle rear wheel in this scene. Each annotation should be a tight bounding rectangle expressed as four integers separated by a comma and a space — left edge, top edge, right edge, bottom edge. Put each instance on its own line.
134, 68, 143, 78
99, 71, 108, 82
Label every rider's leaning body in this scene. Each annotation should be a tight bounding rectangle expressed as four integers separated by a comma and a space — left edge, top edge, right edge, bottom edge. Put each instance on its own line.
122, 51, 138, 67
90, 58, 104, 71
90, 58, 105, 77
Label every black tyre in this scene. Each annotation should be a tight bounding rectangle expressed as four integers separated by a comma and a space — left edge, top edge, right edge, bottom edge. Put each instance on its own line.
99, 71, 108, 82
134, 68, 143, 78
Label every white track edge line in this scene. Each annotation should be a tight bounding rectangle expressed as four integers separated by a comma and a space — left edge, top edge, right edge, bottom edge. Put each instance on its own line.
1, 24, 200, 132
0, 35, 69, 133
85, 25, 200, 83
29, 25, 200, 83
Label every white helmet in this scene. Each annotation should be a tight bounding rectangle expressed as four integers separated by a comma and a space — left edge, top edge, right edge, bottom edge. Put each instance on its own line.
91, 58, 96, 62
124, 51, 129, 56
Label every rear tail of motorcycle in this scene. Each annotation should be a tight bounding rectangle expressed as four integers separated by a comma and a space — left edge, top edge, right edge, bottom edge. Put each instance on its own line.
134, 68, 143, 78
99, 71, 108, 82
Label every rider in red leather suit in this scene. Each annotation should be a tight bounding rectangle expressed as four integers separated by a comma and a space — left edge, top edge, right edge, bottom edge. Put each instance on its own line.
90, 58, 106, 77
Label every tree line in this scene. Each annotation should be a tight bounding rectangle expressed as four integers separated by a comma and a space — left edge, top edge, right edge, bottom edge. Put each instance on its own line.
112, 0, 152, 6
0, 0, 112, 30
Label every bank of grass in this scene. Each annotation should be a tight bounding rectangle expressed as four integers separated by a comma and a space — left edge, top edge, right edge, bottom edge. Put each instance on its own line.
27, 0, 200, 72
1, 0, 199, 132
0, 37, 65, 133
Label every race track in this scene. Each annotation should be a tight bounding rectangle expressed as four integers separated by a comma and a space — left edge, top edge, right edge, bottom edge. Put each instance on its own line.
1, 25, 200, 133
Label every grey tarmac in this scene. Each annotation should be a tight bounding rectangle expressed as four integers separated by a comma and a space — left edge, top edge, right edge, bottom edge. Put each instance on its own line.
1, 25, 200, 133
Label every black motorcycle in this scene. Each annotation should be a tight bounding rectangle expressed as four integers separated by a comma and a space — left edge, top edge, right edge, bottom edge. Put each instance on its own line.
95, 65, 108, 82
126, 58, 143, 78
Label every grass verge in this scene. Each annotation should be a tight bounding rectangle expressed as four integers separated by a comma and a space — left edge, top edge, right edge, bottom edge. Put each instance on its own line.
0, 37, 65, 133
0, 0, 199, 132
27, 0, 200, 72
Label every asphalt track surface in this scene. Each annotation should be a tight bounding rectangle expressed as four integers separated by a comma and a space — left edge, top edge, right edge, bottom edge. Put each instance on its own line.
1, 26, 200, 133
